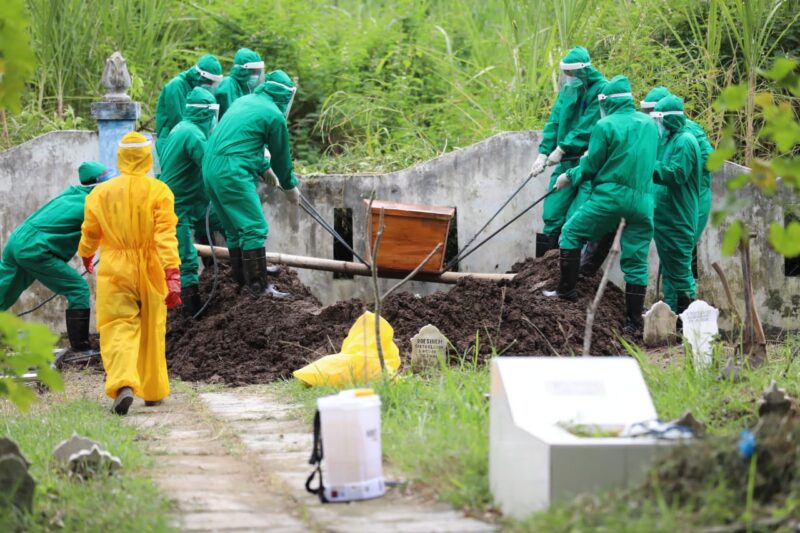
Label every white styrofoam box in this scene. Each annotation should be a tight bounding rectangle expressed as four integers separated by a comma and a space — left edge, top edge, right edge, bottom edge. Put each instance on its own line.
490, 357, 670, 519
317, 389, 385, 501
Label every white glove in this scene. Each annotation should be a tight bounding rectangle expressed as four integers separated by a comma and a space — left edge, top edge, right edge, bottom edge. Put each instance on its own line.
547, 146, 565, 166
284, 185, 300, 205
530, 154, 548, 176
553, 173, 571, 191
262, 168, 279, 188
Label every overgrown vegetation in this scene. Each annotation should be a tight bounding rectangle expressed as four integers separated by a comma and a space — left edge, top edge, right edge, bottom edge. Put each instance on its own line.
277, 337, 800, 529
3, 0, 799, 172
0, 374, 172, 531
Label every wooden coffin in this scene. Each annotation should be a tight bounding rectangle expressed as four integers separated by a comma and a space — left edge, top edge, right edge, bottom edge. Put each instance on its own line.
365, 200, 455, 274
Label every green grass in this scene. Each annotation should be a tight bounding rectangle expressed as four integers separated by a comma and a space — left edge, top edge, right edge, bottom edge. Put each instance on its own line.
0, 389, 173, 531
275, 337, 800, 530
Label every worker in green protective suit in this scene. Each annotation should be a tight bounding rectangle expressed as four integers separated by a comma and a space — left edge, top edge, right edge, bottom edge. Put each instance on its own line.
543, 76, 659, 333
203, 69, 299, 299
215, 48, 265, 119
641, 86, 714, 278
0, 161, 110, 350
651, 95, 702, 314
530, 46, 607, 257
155, 54, 223, 160
158, 87, 219, 318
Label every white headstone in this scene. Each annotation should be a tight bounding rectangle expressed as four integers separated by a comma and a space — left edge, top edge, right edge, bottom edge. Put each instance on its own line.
643, 301, 677, 347
680, 300, 719, 369
410, 324, 448, 372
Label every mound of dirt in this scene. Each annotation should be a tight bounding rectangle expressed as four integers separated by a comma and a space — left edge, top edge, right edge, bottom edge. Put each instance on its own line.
166, 250, 632, 385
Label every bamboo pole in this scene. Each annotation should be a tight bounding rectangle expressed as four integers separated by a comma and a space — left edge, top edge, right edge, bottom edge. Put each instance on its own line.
194, 244, 514, 284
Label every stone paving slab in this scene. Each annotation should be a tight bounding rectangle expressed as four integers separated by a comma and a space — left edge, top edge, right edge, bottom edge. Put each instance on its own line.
124, 393, 307, 532
201, 390, 497, 533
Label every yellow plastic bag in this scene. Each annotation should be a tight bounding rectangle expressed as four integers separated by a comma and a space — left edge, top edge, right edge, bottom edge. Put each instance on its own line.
293, 311, 401, 387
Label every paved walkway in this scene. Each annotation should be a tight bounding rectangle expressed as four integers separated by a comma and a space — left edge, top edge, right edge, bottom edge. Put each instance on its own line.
126, 386, 495, 532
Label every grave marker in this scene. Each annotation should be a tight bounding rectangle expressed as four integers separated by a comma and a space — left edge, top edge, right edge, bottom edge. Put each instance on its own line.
643, 301, 677, 347
680, 300, 719, 369
410, 324, 448, 372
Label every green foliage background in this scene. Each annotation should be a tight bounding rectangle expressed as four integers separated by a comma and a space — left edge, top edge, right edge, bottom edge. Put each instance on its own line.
2, 0, 799, 174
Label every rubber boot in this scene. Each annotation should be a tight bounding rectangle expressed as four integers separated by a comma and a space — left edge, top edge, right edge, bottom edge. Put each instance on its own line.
580, 232, 614, 277
535, 233, 550, 258
242, 248, 290, 300
228, 247, 245, 287
65, 308, 91, 351
112, 387, 134, 416
543, 248, 580, 301
622, 284, 647, 335
145, 400, 163, 407
181, 284, 202, 318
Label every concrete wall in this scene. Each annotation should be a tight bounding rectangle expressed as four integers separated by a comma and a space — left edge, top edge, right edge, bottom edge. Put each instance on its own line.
0, 131, 99, 330
2, 129, 798, 335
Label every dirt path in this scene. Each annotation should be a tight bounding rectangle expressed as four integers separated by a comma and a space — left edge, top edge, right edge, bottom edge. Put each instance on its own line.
118, 381, 495, 532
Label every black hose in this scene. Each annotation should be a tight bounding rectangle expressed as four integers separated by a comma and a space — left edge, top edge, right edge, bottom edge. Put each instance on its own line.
192, 202, 219, 320
16, 259, 98, 317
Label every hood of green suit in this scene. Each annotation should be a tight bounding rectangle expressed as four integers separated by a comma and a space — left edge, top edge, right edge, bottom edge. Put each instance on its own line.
184, 54, 222, 88
256, 70, 295, 114
655, 94, 686, 133
600, 75, 635, 116
230, 48, 262, 83
561, 46, 604, 85
642, 86, 671, 111
184, 87, 216, 135
78, 160, 108, 185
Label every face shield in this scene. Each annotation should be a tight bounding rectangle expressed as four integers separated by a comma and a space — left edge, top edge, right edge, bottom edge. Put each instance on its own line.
187, 102, 220, 131
195, 65, 223, 90
650, 110, 683, 138
639, 100, 657, 114
84, 169, 114, 187
559, 59, 590, 90
238, 60, 266, 92
266, 79, 297, 118
597, 92, 633, 117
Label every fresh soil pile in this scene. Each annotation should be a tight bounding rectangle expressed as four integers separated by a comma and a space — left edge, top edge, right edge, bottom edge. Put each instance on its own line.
166, 251, 632, 385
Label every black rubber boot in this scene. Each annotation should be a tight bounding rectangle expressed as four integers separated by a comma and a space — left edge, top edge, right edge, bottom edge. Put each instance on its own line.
580, 232, 614, 277
677, 295, 693, 315
112, 387, 134, 416
242, 248, 290, 300
543, 248, 580, 301
228, 247, 245, 287
181, 284, 202, 318
144, 400, 163, 407
65, 308, 91, 351
622, 284, 647, 335
535, 233, 550, 258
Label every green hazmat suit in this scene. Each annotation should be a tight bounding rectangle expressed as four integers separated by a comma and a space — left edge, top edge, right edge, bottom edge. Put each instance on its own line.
539, 46, 607, 235
561, 76, 659, 286
652, 95, 702, 312
0, 161, 108, 311
642, 87, 714, 244
158, 87, 216, 287
155, 54, 222, 159
203, 70, 298, 252
215, 48, 264, 119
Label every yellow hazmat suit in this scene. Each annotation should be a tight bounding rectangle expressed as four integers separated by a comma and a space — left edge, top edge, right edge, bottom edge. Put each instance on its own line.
78, 132, 180, 402
293, 312, 401, 387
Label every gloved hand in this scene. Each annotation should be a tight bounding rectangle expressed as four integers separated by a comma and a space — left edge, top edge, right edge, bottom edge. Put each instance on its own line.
81, 256, 94, 274
165, 268, 182, 309
553, 173, 571, 191
284, 185, 300, 205
547, 146, 565, 166
262, 168, 279, 188
530, 154, 548, 176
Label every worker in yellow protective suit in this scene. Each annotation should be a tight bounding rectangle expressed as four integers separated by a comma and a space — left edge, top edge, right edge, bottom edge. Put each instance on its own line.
78, 131, 181, 415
